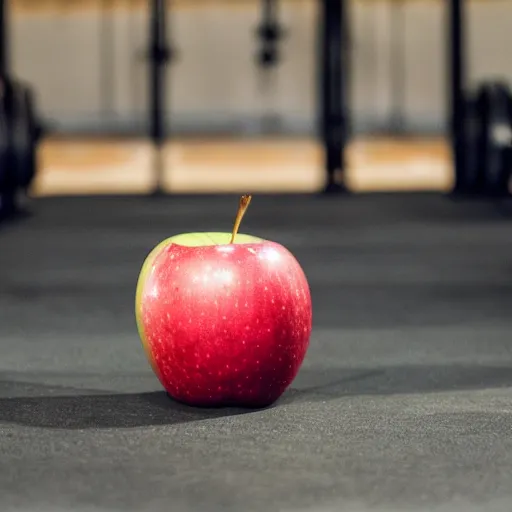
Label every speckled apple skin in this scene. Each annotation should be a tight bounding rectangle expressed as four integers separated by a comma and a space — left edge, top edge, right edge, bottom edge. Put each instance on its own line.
135, 232, 312, 408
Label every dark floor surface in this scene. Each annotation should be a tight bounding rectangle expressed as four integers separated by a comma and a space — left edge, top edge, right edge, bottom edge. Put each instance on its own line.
1, 193, 512, 512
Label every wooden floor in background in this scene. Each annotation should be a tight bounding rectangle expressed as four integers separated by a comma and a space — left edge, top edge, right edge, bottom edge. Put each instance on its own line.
32, 137, 453, 196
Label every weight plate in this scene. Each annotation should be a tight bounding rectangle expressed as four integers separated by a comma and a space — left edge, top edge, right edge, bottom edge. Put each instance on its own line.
10, 82, 38, 190
474, 81, 512, 197
0, 91, 9, 192
460, 93, 484, 194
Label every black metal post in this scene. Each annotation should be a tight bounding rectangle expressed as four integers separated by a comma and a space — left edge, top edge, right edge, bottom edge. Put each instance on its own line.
100, 0, 115, 119
257, 0, 283, 68
319, 0, 348, 193
389, 0, 406, 134
0, 0, 12, 220
99, 0, 116, 116
256, 0, 284, 133
149, 0, 171, 195
448, 0, 466, 193
0, 0, 8, 77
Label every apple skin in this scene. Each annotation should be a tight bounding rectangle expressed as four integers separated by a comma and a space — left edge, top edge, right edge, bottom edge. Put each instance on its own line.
135, 232, 312, 408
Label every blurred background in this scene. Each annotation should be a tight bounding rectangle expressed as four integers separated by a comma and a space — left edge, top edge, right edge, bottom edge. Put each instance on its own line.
4, 0, 510, 199
3, 3, 512, 510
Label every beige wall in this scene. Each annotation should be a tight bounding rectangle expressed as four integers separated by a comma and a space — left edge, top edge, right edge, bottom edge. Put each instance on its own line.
9, 0, 512, 134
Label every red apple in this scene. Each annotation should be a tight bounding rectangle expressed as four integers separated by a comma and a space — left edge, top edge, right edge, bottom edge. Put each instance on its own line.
135, 196, 312, 408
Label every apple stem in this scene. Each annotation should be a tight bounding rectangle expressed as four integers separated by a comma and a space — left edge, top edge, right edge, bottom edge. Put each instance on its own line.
230, 195, 252, 244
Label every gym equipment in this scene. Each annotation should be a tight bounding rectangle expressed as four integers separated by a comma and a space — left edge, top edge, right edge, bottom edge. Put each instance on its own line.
474, 81, 512, 197
0, 77, 41, 219
0, 82, 11, 218
0, 0, 42, 221
456, 81, 512, 198
255, 0, 286, 133
458, 91, 482, 194
100, 0, 116, 119
256, 0, 285, 71
321, 0, 512, 197
448, 0, 466, 195
143, 0, 351, 194
319, 0, 350, 193
448, 0, 512, 198
388, 0, 406, 134
148, 0, 175, 196
10, 81, 39, 191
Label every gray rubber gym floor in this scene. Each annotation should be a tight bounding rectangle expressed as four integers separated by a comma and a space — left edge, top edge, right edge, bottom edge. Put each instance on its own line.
1, 193, 512, 512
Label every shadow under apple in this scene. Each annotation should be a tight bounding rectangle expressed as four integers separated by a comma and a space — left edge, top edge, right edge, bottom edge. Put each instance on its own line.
1, 363, 511, 429
0, 382, 251, 429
